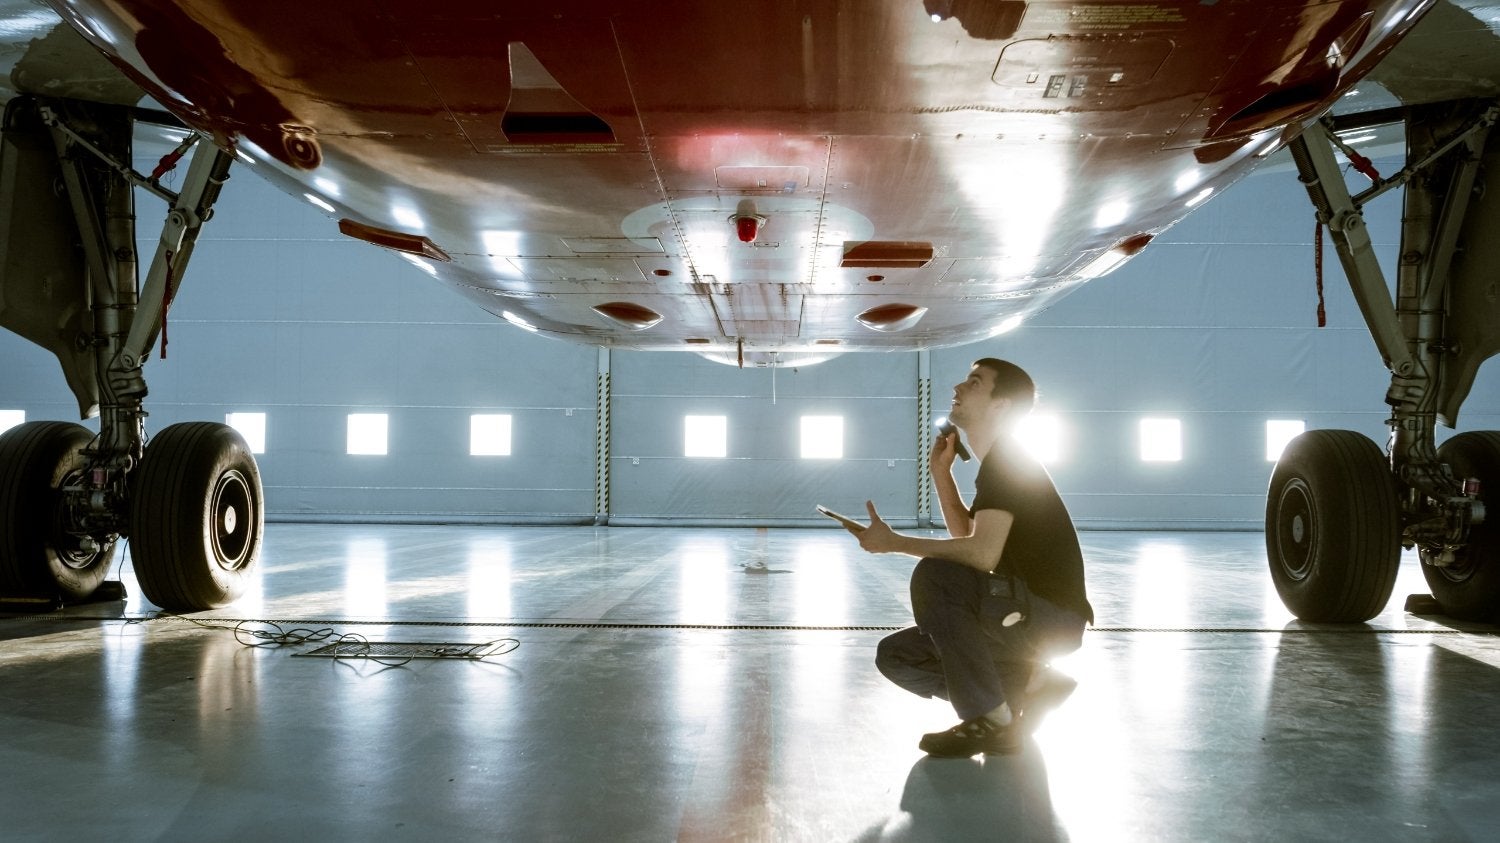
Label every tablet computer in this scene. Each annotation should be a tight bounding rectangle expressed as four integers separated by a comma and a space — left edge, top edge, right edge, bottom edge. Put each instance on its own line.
816, 504, 865, 531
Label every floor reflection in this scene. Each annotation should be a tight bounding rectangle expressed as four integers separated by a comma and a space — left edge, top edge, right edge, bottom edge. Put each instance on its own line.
7, 525, 1500, 840
855, 752, 1065, 842
343, 536, 388, 619
464, 535, 513, 620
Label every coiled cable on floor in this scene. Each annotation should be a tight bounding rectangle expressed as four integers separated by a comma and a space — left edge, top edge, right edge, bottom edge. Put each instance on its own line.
148, 613, 519, 667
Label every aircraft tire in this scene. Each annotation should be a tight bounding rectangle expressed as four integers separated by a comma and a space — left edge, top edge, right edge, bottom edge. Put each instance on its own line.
0, 421, 116, 600
1266, 429, 1400, 622
1420, 431, 1500, 622
129, 422, 262, 612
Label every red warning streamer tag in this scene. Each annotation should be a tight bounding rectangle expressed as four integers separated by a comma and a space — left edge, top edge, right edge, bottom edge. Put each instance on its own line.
1314, 221, 1327, 328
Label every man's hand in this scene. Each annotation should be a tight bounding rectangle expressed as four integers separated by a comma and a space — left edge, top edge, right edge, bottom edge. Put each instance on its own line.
931, 429, 958, 476
852, 500, 901, 554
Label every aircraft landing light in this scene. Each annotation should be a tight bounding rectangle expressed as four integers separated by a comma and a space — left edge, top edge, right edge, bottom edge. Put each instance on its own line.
856, 303, 928, 332
593, 302, 664, 330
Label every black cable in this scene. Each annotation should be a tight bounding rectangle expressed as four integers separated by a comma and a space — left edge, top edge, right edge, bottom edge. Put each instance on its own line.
149, 612, 520, 666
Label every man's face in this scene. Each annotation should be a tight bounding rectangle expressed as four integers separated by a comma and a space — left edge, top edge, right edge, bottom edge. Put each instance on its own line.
949, 365, 1005, 430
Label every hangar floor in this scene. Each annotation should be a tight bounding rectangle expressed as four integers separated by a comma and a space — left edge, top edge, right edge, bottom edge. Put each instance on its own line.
3, 525, 1500, 841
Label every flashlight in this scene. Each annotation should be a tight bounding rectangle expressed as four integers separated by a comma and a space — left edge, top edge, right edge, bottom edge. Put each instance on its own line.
934, 418, 971, 461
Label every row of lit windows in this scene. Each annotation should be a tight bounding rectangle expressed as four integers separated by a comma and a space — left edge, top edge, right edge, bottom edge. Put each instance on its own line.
0, 410, 1309, 463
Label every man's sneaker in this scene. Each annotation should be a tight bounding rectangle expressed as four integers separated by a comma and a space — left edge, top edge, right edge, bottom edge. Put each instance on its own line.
918, 716, 1020, 757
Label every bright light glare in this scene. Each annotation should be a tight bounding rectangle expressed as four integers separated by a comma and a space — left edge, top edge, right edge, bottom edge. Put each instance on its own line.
400, 253, 438, 277
989, 313, 1024, 337
502, 311, 538, 332
0, 410, 23, 436
684, 415, 727, 458
1077, 249, 1128, 279
679, 549, 729, 625
1094, 200, 1130, 228
225, 412, 266, 454
347, 413, 388, 456
1139, 418, 1182, 462
1016, 413, 1064, 464
1186, 187, 1214, 207
391, 205, 423, 230
303, 193, 336, 214
465, 538, 512, 619
801, 415, 844, 460
1132, 540, 1190, 626
953, 145, 1067, 278
344, 537, 387, 618
480, 230, 527, 279
470, 414, 512, 456
0, 11, 68, 38
1266, 419, 1306, 462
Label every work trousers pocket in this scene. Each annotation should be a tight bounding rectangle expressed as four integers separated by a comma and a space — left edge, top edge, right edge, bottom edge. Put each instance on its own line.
979, 573, 1030, 635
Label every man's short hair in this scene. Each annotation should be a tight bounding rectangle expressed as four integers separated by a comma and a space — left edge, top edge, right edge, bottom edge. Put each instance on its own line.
973, 358, 1035, 413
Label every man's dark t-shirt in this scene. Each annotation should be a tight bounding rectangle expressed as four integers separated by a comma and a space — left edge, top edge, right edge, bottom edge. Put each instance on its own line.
970, 444, 1094, 624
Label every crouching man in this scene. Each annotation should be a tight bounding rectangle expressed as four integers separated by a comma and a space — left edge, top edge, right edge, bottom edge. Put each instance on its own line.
843, 358, 1093, 756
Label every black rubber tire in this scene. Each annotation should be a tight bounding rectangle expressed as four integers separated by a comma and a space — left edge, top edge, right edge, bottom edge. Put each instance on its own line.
0, 421, 116, 600
1266, 429, 1401, 622
129, 422, 262, 611
1420, 431, 1500, 622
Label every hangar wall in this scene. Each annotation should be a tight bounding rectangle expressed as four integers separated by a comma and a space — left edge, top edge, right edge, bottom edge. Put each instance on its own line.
1, 147, 1497, 529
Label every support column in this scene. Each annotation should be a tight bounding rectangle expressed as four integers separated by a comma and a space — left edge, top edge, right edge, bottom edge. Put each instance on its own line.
594, 347, 611, 526
917, 350, 933, 528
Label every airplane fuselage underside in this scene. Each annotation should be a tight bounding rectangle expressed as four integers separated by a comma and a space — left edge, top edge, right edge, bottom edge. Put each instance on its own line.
48, 0, 1433, 364
9, 0, 1500, 623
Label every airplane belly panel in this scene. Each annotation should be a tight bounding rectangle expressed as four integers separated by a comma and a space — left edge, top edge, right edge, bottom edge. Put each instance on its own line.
39, 0, 1441, 363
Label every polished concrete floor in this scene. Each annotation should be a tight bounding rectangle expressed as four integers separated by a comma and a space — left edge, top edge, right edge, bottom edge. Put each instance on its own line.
4, 525, 1500, 841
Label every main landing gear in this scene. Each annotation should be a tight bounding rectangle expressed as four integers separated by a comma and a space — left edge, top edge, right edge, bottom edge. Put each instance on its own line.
1267, 101, 1499, 622
0, 96, 261, 611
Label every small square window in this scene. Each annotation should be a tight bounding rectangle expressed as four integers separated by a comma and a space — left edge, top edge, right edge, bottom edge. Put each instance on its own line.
801, 415, 844, 460
347, 413, 388, 455
0, 410, 23, 436
1266, 419, 1306, 462
1140, 418, 1182, 462
470, 414, 513, 456
226, 412, 266, 454
684, 415, 727, 458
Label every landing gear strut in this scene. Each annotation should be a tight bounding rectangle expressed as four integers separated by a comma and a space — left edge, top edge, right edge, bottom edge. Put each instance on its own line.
0, 96, 261, 610
1269, 101, 1498, 622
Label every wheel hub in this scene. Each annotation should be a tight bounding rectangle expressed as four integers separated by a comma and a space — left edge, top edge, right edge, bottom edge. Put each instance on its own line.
1276, 478, 1315, 582
210, 470, 254, 571
51, 469, 106, 572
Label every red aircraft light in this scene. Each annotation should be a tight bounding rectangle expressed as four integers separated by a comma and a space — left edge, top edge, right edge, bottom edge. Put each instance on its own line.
734, 214, 764, 243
